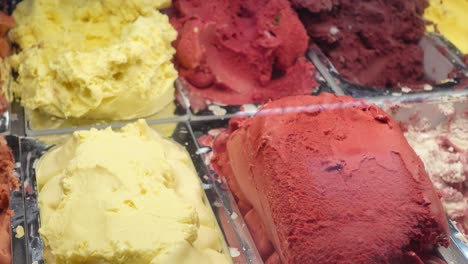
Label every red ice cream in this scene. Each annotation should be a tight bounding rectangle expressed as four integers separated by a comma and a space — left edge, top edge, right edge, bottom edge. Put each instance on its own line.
211, 94, 449, 263
0, 12, 14, 59
171, 0, 317, 107
0, 137, 15, 264
0, 12, 14, 114
291, 0, 429, 88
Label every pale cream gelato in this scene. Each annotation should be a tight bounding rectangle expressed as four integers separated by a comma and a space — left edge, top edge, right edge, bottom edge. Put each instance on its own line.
36, 120, 231, 263
8, 0, 177, 120
404, 103, 467, 237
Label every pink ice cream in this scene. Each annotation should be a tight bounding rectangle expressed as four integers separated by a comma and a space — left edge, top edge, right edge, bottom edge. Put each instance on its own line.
171, 0, 317, 107
403, 102, 467, 237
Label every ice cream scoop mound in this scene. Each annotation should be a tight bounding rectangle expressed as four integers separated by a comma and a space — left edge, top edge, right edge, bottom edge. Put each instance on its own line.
37, 120, 230, 263
8, 0, 178, 120
212, 93, 449, 263
293, 0, 429, 88
171, 0, 317, 106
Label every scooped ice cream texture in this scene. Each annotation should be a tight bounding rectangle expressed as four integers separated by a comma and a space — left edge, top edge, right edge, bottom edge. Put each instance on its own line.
0, 11, 14, 115
36, 120, 230, 263
404, 103, 467, 237
0, 137, 16, 264
425, 0, 468, 54
171, 0, 317, 106
291, 0, 429, 88
0, 12, 13, 60
8, 0, 177, 120
212, 94, 449, 263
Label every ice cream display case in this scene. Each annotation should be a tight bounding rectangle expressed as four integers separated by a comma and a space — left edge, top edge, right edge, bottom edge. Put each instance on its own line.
3, 90, 468, 262
0, 0, 467, 263
171, 0, 468, 117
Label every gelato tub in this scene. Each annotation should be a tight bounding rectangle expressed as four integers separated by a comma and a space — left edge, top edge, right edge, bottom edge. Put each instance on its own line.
4, 0, 188, 134
376, 91, 468, 239
170, 0, 327, 117
17, 121, 260, 264
308, 35, 467, 98
292, 0, 467, 96
191, 93, 468, 263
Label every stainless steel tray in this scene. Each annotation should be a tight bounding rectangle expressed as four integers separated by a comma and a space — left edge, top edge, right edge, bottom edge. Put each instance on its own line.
5, 135, 27, 264
176, 67, 332, 120
0, 111, 9, 135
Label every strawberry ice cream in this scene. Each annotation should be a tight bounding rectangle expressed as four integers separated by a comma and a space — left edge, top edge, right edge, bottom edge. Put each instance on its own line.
0, 137, 16, 264
171, 0, 317, 106
212, 94, 449, 263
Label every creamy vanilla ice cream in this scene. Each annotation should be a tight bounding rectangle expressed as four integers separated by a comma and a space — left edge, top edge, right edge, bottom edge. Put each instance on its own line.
36, 120, 231, 263
8, 0, 177, 120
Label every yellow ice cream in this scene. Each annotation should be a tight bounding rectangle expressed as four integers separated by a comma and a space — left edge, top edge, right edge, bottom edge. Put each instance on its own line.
36, 120, 231, 264
425, 0, 468, 53
8, 0, 178, 120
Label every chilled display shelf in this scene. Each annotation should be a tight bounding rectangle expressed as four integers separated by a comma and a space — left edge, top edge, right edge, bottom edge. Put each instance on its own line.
0, 0, 466, 263
2, 70, 466, 264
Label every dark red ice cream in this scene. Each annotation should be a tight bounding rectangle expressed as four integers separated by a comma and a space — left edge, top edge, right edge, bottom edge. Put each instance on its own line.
292, 0, 429, 88
171, 0, 317, 107
0, 137, 15, 264
211, 94, 449, 263
0, 12, 14, 59
0, 11, 14, 114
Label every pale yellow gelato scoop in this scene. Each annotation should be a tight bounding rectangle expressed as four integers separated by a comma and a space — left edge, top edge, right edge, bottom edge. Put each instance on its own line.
8, 0, 177, 120
425, 0, 468, 54
36, 120, 231, 263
